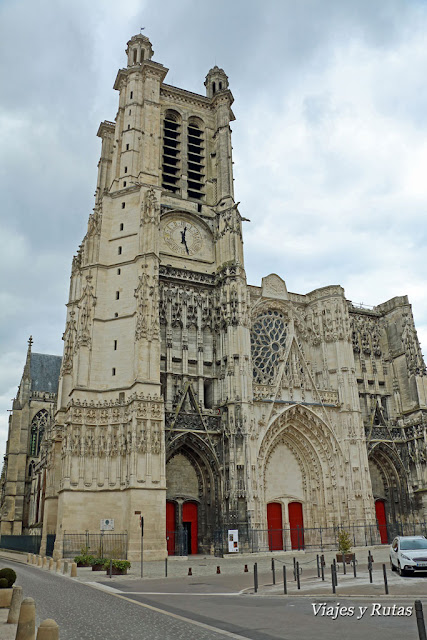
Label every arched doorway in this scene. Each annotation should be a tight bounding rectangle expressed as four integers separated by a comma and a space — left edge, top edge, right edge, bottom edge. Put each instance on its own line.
369, 443, 410, 539
288, 501, 304, 550
267, 503, 283, 551
375, 499, 388, 544
182, 501, 198, 555
166, 432, 222, 555
166, 501, 176, 556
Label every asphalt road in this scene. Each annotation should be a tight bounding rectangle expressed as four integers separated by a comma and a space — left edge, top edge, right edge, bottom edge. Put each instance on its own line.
1, 558, 426, 640
0, 559, 230, 640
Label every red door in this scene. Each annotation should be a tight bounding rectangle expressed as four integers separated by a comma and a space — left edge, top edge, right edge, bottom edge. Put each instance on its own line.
267, 503, 283, 551
182, 501, 198, 555
288, 502, 304, 550
166, 501, 176, 555
375, 499, 388, 544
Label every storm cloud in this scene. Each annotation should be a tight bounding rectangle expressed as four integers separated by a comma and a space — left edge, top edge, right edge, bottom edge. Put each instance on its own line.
1, 0, 427, 457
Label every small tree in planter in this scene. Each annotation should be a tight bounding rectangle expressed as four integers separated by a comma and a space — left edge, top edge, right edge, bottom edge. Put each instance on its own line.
104, 560, 131, 575
337, 530, 353, 564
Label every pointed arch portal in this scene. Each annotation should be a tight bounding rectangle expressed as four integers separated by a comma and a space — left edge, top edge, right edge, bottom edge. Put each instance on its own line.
166, 432, 222, 555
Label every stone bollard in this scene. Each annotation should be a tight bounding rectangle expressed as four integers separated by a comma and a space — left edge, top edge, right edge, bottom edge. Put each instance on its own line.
42, 557, 48, 569
37, 556, 42, 567
36, 619, 59, 640
48, 558, 54, 571
70, 562, 77, 577
55, 560, 61, 572
32, 555, 37, 565
15, 596, 36, 640
63, 561, 68, 575
7, 585, 23, 624
27, 554, 31, 564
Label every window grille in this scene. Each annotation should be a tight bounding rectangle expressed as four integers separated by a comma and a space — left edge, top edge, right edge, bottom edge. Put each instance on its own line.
162, 112, 181, 194
187, 121, 205, 200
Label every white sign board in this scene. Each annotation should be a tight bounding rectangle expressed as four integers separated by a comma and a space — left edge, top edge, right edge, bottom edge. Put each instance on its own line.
100, 518, 114, 531
228, 529, 239, 553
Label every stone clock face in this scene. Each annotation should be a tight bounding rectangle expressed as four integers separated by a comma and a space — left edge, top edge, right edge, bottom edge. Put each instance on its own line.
163, 217, 203, 257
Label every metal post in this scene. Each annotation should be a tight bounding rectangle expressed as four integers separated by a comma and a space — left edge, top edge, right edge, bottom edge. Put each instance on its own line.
343, 556, 346, 575
296, 561, 300, 590
165, 557, 168, 578
331, 564, 336, 594
321, 556, 325, 581
254, 563, 258, 593
415, 600, 427, 640
352, 553, 356, 578
283, 565, 287, 594
382, 564, 388, 595
333, 559, 338, 586
368, 559, 373, 584
109, 559, 112, 579
316, 554, 320, 578
272, 558, 276, 585
293, 557, 296, 581
140, 515, 144, 578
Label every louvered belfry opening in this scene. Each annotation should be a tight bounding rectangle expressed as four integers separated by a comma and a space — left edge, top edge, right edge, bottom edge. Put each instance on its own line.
187, 121, 204, 200
162, 112, 181, 194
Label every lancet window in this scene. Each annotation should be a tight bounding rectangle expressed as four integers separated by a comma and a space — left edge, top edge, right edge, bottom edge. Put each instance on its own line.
187, 119, 205, 200
162, 111, 181, 194
29, 409, 49, 457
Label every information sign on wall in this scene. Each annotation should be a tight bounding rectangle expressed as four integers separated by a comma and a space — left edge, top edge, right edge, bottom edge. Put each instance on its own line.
228, 529, 239, 553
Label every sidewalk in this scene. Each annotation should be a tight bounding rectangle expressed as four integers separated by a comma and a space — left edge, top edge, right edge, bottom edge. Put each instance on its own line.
2, 545, 426, 598
0, 609, 16, 640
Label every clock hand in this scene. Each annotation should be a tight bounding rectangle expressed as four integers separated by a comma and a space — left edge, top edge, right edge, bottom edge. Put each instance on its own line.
180, 226, 189, 254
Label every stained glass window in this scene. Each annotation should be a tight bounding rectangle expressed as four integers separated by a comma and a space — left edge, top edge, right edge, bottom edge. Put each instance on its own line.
30, 409, 49, 457
251, 310, 288, 384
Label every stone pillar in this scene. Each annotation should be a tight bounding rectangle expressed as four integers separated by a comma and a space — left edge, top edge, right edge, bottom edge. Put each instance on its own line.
16, 597, 36, 640
36, 619, 59, 640
7, 585, 23, 624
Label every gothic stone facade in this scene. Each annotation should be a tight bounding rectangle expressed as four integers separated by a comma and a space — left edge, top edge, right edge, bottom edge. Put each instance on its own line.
0, 340, 61, 535
2, 34, 427, 560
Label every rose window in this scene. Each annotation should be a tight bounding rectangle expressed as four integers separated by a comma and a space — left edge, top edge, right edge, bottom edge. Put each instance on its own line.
251, 311, 288, 384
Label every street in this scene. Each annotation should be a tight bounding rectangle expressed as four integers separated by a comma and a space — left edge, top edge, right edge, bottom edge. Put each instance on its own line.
1, 557, 426, 639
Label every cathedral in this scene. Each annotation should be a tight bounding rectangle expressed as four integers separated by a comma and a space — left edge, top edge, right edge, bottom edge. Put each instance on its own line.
1, 34, 427, 561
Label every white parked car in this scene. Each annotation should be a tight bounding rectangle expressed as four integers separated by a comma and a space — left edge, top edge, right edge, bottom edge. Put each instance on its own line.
390, 536, 427, 576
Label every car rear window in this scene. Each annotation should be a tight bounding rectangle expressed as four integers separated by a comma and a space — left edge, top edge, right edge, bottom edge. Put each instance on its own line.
400, 539, 427, 550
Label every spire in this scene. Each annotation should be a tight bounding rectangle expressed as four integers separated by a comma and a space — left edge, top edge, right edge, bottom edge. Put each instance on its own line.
23, 336, 33, 380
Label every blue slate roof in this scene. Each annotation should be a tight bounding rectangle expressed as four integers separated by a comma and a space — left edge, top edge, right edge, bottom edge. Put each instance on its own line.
30, 353, 62, 393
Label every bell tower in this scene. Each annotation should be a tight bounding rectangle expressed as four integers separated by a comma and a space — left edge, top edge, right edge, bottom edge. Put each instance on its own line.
45, 33, 253, 560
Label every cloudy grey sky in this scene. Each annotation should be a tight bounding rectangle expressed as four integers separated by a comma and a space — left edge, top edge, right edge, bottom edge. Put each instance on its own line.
1, 0, 427, 459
